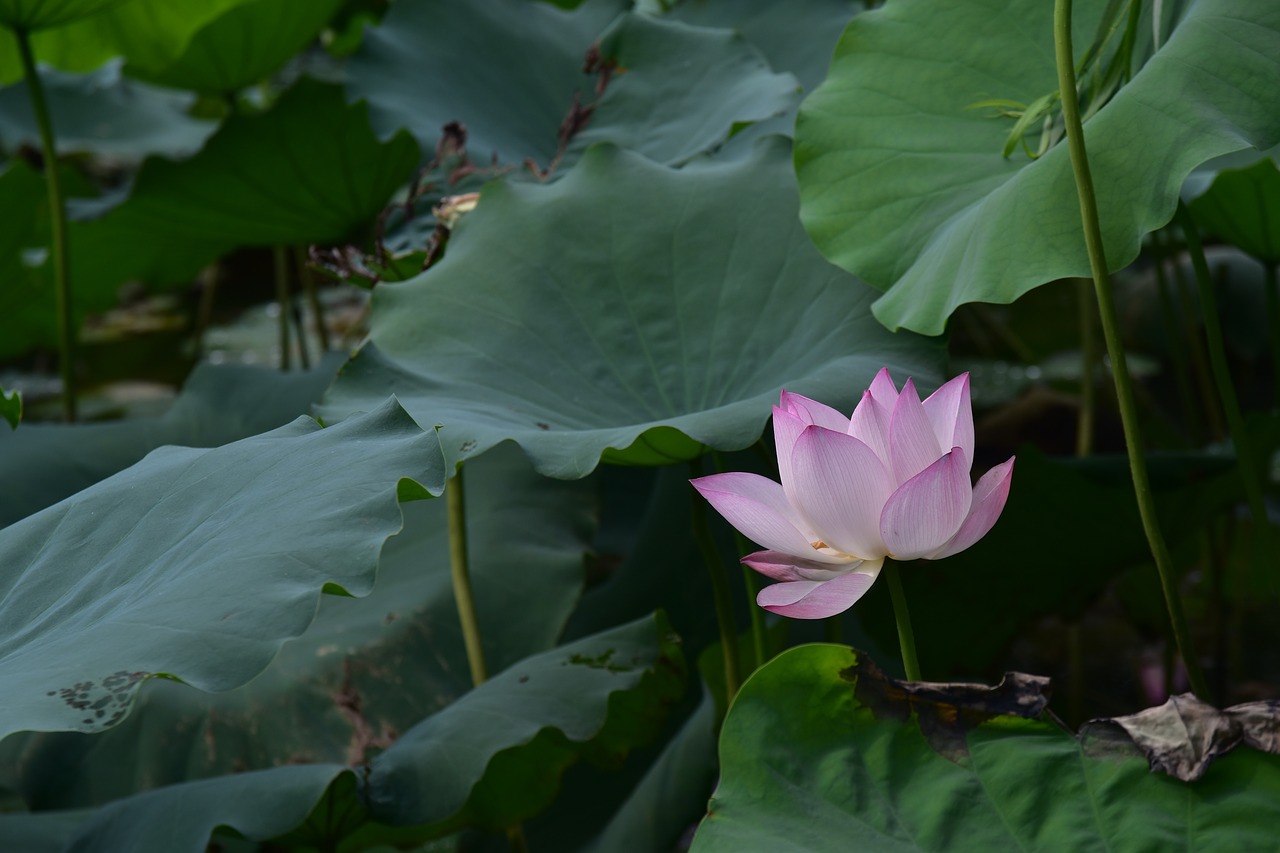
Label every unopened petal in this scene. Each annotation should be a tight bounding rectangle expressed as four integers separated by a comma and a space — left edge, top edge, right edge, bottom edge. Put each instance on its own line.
741, 549, 857, 582
790, 426, 892, 559
756, 564, 882, 619
868, 367, 899, 410
779, 390, 851, 432
926, 456, 1015, 559
692, 472, 825, 559
923, 373, 974, 470
888, 378, 943, 486
880, 449, 972, 560
849, 389, 892, 468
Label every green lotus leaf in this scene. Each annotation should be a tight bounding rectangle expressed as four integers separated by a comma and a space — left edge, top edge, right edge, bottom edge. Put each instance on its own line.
0, 0, 255, 83
0, 59, 216, 161
6, 443, 593, 808
795, 0, 1280, 334
346, 0, 623, 166
1187, 156, 1280, 264
691, 644, 1280, 851
0, 0, 124, 31
318, 137, 944, 478
0, 398, 443, 740
0, 355, 344, 529
127, 0, 344, 94
365, 612, 685, 830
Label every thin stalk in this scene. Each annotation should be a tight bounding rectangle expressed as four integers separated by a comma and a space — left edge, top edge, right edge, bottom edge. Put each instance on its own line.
1163, 228, 1226, 440
690, 459, 741, 704
1175, 201, 1269, 530
1076, 280, 1098, 457
273, 246, 292, 371
1266, 263, 1280, 408
295, 245, 331, 352
192, 264, 219, 360
17, 30, 74, 421
290, 283, 311, 370
447, 468, 488, 686
883, 560, 921, 681
713, 450, 768, 671
1054, 0, 1207, 698
1152, 237, 1203, 445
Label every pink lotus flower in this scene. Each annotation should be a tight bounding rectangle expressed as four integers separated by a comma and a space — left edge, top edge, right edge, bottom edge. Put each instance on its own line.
692, 369, 1014, 619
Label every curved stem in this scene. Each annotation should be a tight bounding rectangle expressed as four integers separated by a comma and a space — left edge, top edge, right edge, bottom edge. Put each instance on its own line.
1054, 0, 1207, 699
447, 468, 488, 686
690, 458, 741, 704
1076, 279, 1098, 457
883, 560, 921, 681
16, 29, 74, 421
295, 245, 331, 352
1176, 202, 1269, 532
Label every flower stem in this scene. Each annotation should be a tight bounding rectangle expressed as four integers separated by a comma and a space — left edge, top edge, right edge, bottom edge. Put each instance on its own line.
1076, 279, 1098, 457
16, 29, 74, 421
690, 458, 741, 704
295, 245, 331, 352
273, 245, 292, 371
883, 560, 921, 681
447, 467, 488, 686
1176, 201, 1269, 530
1053, 0, 1207, 699
713, 451, 768, 671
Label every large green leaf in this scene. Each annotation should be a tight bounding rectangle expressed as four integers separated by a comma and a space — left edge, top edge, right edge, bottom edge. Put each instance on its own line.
0, 0, 123, 31
0, 0, 255, 83
692, 644, 1280, 851
0, 59, 216, 160
347, 0, 623, 165
0, 398, 443, 739
127, 0, 344, 93
318, 137, 944, 477
0, 355, 344, 528
364, 612, 685, 830
566, 14, 799, 166
795, 0, 1280, 334
7, 443, 593, 808
668, 0, 860, 93
1187, 157, 1280, 264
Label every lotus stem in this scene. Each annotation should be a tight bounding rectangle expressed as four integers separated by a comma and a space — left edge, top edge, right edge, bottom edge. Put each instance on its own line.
447, 467, 488, 686
1076, 280, 1098, 457
1175, 201, 1269, 530
295, 245, 331, 352
883, 560, 921, 681
16, 29, 74, 421
714, 450, 768, 671
690, 458, 741, 705
1053, 0, 1208, 698
1267, 262, 1280, 408
1151, 237, 1203, 445
273, 246, 292, 371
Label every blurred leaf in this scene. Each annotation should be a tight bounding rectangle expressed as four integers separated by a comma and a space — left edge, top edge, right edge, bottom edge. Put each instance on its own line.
691, 644, 1280, 852
7, 443, 593, 808
1187, 156, 1280, 264
0, 398, 443, 739
0, 59, 217, 161
128, 0, 344, 93
0, 808, 93, 852
318, 137, 944, 477
566, 14, 799, 166
347, 0, 623, 166
1, 386, 20, 429
0, 0, 123, 31
0, 0, 256, 83
0, 354, 344, 528
365, 613, 686, 831
668, 0, 860, 92
794, 0, 1280, 334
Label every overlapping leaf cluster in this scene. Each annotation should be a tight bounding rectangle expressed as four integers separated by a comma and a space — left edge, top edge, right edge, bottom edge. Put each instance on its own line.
1, 0, 1279, 850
